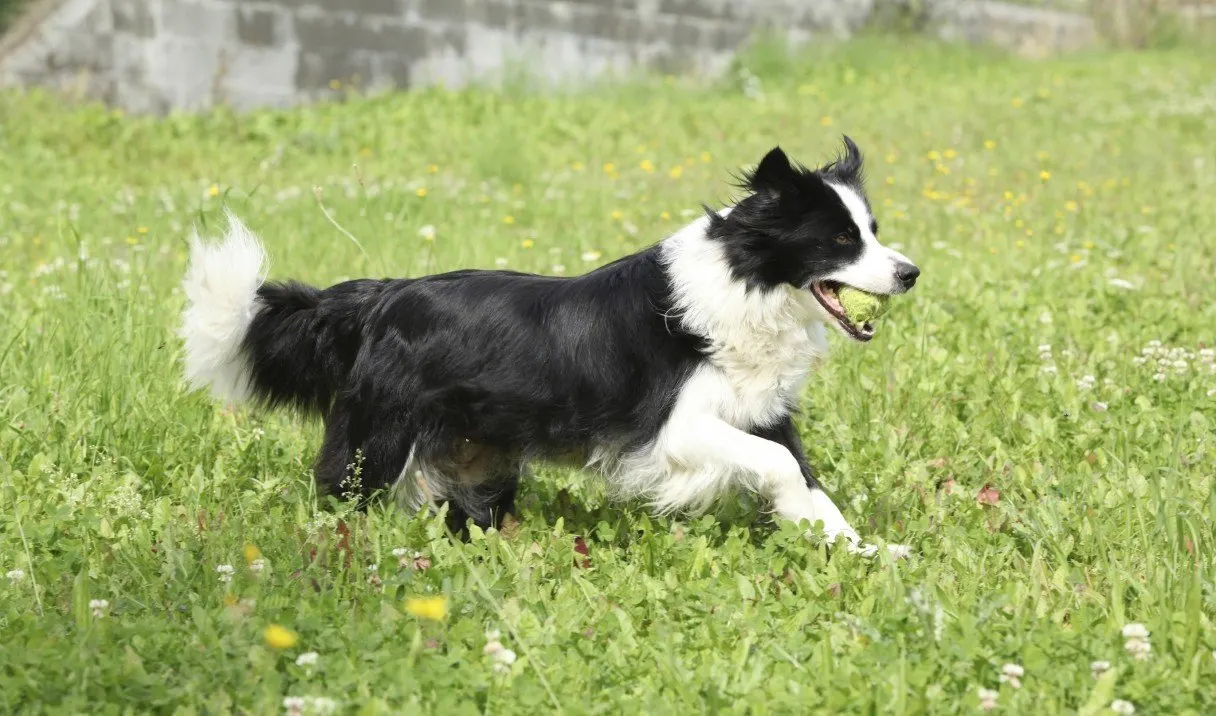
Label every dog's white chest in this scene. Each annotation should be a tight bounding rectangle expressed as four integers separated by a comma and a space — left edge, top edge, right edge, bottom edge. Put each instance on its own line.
705, 318, 827, 428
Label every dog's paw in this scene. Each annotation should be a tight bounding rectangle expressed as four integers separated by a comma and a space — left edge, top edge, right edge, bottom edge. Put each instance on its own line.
885, 543, 914, 560
845, 541, 913, 560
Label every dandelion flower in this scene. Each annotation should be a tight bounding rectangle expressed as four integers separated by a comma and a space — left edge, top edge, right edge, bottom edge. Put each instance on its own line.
521, 239, 534, 249
264, 624, 299, 649
404, 596, 447, 621
984, 140, 996, 150
503, 215, 515, 225
1040, 170, 1052, 181
207, 184, 220, 197
296, 651, 319, 667
216, 564, 235, 583
244, 544, 262, 563
6, 568, 25, 583
416, 187, 427, 198
1110, 699, 1135, 715
668, 166, 683, 179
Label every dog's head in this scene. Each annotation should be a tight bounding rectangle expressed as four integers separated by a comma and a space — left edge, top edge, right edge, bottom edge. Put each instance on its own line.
708, 137, 919, 342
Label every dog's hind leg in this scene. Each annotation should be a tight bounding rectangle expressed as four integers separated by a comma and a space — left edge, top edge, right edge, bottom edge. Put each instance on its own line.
314, 399, 416, 503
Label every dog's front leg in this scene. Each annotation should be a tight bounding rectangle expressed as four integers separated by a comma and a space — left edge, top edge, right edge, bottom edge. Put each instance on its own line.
751, 415, 912, 559
665, 414, 859, 545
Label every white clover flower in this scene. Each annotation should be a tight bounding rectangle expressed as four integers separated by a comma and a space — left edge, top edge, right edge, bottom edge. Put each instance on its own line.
1208, 388, 1216, 397
1147, 340, 1162, 348
1091, 660, 1111, 678
1125, 638, 1151, 660
1122, 623, 1149, 639
977, 687, 998, 711
6, 568, 25, 583
1132, 356, 1147, 365
581, 250, 602, 262
1037, 344, 1052, 353
283, 696, 306, 715
551, 264, 566, 275
418, 225, 436, 240
1110, 699, 1135, 715
310, 697, 338, 715
492, 647, 517, 673
1091, 402, 1109, 412
391, 547, 408, 558
216, 564, 235, 583
367, 563, 378, 573
999, 663, 1024, 688
1152, 373, 1166, 382
249, 558, 266, 575
296, 651, 319, 667
494, 257, 509, 268
89, 598, 109, 617
1041, 365, 1058, 375
1107, 278, 1136, 290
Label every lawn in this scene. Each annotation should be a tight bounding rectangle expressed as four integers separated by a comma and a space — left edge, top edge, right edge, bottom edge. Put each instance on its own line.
1, 37, 1215, 714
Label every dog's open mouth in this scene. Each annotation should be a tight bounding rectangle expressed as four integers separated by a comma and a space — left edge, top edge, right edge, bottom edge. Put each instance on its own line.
809, 281, 875, 342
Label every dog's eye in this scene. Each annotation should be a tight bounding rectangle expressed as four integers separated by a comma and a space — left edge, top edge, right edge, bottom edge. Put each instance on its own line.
834, 233, 855, 245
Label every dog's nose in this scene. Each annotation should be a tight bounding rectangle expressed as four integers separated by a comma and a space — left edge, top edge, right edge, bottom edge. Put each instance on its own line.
895, 262, 920, 288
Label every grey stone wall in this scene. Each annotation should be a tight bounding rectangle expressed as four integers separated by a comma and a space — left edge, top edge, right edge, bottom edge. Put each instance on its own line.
0, 0, 1094, 113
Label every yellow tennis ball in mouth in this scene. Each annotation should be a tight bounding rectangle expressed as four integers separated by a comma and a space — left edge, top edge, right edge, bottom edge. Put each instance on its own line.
837, 286, 891, 324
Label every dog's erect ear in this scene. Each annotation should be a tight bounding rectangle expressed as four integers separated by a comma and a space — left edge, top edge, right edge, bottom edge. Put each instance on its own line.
745, 146, 798, 195
832, 135, 864, 181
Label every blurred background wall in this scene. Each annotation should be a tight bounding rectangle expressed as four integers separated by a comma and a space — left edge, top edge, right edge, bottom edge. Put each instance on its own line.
0, 0, 1209, 113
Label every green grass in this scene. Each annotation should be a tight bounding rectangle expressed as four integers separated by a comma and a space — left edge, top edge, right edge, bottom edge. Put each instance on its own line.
2, 37, 1215, 714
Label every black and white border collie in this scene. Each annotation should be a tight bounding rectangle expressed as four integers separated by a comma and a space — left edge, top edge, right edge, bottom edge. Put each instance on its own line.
180, 137, 919, 557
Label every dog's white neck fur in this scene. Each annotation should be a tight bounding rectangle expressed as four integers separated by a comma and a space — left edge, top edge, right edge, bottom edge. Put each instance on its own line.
659, 209, 829, 430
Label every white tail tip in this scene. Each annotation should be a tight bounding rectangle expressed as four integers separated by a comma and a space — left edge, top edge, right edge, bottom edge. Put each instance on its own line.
179, 211, 267, 404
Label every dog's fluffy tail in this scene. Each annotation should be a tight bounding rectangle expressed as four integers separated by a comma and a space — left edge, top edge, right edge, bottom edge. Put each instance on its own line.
180, 211, 351, 414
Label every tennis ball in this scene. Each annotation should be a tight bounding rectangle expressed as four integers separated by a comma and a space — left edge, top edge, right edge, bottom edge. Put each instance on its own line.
837, 287, 891, 324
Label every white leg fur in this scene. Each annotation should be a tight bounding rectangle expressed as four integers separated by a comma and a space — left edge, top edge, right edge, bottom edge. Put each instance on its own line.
179, 211, 267, 404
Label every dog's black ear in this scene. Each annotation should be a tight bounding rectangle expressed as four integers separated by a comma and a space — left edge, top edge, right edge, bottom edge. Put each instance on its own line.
832, 135, 864, 181
744, 146, 798, 195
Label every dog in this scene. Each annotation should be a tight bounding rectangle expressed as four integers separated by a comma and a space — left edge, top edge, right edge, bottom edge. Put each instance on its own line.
180, 137, 919, 556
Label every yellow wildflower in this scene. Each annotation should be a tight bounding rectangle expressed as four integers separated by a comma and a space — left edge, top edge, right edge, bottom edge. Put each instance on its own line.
1039, 170, 1051, 181
640, 159, 654, 173
503, 215, 515, 225
984, 140, 996, 150
264, 624, 298, 649
207, 184, 220, 197
668, 165, 683, 179
404, 596, 447, 621
521, 239, 534, 249
243, 544, 262, 563
819, 116, 832, 127
416, 187, 427, 197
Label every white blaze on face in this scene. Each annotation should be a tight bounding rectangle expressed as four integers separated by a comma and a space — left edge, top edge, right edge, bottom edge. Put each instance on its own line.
822, 181, 915, 295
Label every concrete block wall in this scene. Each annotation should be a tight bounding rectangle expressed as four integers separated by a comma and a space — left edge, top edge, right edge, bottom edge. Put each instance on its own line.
0, 0, 1095, 113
